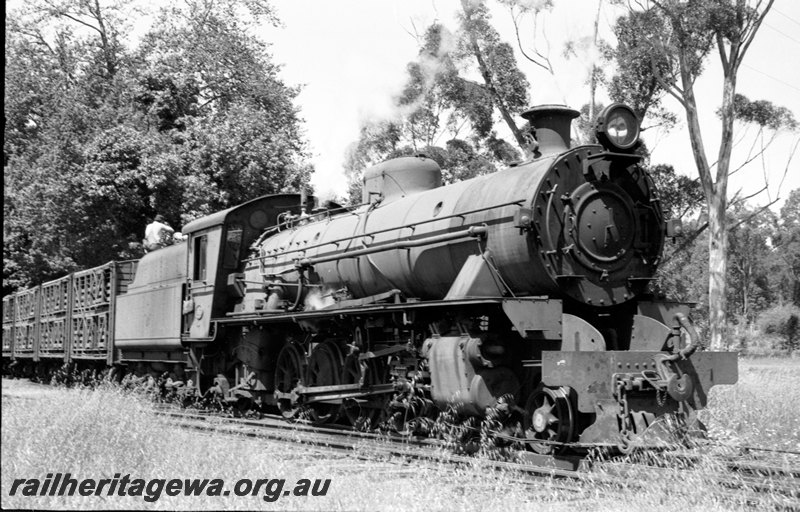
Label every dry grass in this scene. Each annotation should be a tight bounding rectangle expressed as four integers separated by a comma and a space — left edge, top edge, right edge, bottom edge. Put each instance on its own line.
700, 357, 800, 451
593, 356, 800, 511
2, 357, 798, 511
1, 384, 572, 510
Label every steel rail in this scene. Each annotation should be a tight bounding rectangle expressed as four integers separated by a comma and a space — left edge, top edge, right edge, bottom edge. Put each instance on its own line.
154, 408, 590, 495
595, 458, 800, 507
156, 407, 799, 509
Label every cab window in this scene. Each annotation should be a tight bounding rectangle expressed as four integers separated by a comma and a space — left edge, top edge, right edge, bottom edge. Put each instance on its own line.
223, 225, 243, 269
193, 235, 208, 281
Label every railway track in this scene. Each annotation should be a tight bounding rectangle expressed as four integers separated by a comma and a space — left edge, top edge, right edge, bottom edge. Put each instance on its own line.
5, 378, 796, 508
155, 406, 800, 509
591, 444, 800, 510
154, 407, 594, 495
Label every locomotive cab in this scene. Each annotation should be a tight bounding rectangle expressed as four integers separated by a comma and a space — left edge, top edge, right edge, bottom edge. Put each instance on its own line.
180, 194, 309, 389
181, 194, 310, 342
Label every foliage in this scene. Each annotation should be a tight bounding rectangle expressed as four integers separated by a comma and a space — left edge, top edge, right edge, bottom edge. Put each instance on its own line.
772, 189, 800, 306
138, 0, 287, 114
603, 9, 678, 131
456, 1, 530, 140
651, 189, 800, 341
607, 0, 780, 350
726, 205, 776, 323
647, 163, 705, 219
175, 103, 311, 222
756, 304, 800, 352
3, 0, 310, 293
726, 93, 798, 131
653, 219, 710, 325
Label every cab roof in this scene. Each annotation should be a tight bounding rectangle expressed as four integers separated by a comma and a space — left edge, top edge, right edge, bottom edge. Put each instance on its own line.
182, 193, 306, 235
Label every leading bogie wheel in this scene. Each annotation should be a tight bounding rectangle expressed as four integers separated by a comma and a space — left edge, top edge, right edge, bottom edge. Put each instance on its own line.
523, 385, 575, 454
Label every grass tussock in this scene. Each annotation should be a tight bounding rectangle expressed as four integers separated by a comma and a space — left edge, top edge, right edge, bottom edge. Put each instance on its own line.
1, 385, 571, 511
2, 357, 798, 511
700, 357, 800, 451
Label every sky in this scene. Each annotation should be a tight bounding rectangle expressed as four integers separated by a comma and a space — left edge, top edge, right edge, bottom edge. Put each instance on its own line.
265, 0, 800, 211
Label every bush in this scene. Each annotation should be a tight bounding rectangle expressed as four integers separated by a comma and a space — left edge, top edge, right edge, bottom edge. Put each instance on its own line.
756, 304, 800, 352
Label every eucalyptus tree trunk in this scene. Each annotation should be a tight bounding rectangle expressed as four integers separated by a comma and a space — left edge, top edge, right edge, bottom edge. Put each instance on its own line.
466, 35, 529, 151
707, 194, 729, 349
707, 64, 738, 350
678, 49, 731, 351
459, 0, 531, 156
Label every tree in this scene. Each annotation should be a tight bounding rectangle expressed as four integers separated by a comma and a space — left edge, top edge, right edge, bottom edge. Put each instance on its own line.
176, 103, 312, 221
345, 4, 529, 203
773, 189, 800, 306
498, 0, 555, 74
727, 204, 775, 324
4, 0, 137, 289
138, 0, 285, 114
653, 218, 710, 324
4, 0, 311, 292
139, 0, 312, 218
457, 0, 531, 152
609, 0, 780, 349
723, 93, 798, 202
648, 163, 705, 220
603, 8, 678, 131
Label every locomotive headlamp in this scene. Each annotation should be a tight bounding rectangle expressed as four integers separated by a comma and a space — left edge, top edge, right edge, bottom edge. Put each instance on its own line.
595, 103, 640, 152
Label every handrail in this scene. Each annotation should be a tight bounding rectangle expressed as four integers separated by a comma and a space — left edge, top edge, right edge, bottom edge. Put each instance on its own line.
248, 198, 525, 264
296, 225, 488, 267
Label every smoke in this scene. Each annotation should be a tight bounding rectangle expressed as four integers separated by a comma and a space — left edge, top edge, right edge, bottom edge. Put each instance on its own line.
304, 288, 336, 311
312, 188, 343, 207
396, 25, 459, 119
357, 24, 459, 128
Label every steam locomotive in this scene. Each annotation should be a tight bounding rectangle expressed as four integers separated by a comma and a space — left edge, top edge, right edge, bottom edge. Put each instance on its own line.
2, 103, 737, 453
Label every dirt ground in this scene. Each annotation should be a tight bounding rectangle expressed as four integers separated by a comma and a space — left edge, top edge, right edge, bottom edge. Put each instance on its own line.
1, 378, 59, 400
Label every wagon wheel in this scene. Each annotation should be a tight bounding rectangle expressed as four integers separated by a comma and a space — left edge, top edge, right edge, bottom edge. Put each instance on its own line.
274, 343, 306, 419
341, 355, 388, 429
305, 341, 345, 424
523, 386, 575, 455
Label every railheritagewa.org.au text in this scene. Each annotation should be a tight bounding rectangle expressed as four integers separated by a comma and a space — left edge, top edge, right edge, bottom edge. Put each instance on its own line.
9, 473, 331, 502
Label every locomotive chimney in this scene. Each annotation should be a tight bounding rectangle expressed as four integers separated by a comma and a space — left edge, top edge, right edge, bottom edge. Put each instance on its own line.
520, 105, 580, 157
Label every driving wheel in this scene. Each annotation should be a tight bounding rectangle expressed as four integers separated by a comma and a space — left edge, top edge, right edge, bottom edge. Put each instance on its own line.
341, 355, 388, 428
273, 343, 305, 419
305, 341, 345, 424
